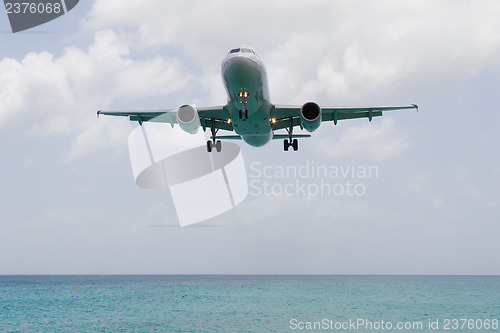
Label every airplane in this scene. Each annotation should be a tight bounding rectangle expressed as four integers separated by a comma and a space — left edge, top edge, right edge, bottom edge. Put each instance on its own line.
97, 46, 417, 152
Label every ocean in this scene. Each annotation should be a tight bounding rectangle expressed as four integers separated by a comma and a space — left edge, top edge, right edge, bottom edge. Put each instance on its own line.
0, 275, 499, 332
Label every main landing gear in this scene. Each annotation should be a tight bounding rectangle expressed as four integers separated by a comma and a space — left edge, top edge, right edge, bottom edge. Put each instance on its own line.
284, 138, 298, 151
207, 119, 222, 152
283, 117, 299, 151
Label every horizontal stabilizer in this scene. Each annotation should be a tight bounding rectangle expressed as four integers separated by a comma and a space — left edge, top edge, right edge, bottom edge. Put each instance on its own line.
213, 135, 242, 140
272, 134, 311, 139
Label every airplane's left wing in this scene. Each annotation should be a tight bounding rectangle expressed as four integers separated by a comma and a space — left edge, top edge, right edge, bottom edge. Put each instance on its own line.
97, 106, 233, 132
320, 105, 418, 124
270, 104, 418, 130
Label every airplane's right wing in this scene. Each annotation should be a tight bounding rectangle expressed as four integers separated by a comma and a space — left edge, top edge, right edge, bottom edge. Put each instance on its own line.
97, 109, 176, 125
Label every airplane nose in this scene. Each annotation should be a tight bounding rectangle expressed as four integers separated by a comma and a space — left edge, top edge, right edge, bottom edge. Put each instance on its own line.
222, 56, 259, 79
223, 56, 246, 70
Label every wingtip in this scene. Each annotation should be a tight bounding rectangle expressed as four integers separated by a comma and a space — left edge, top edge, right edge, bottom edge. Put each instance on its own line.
97, 110, 102, 118
412, 104, 419, 112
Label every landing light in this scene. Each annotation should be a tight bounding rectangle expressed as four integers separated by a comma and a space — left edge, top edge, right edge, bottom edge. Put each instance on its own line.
271, 118, 277, 124
227, 119, 232, 124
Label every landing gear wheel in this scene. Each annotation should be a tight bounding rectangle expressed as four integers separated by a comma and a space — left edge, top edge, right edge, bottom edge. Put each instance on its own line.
292, 139, 298, 151
239, 110, 242, 119
284, 139, 289, 151
207, 141, 213, 152
245, 110, 248, 119
215, 140, 222, 152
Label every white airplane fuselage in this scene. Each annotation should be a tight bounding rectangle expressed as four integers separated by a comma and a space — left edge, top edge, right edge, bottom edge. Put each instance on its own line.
221, 48, 273, 147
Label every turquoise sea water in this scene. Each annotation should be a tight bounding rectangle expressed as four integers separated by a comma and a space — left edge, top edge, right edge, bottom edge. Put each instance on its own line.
0, 275, 499, 332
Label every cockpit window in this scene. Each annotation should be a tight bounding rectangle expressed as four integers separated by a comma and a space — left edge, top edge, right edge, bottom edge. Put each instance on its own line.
229, 47, 260, 57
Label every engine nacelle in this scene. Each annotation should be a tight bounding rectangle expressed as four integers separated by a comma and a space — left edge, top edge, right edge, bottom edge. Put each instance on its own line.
300, 102, 321, 132
176, 104, 200, 134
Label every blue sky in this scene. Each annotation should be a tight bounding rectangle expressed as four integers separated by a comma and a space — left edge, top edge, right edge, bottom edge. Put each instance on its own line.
0, 0, 499, 274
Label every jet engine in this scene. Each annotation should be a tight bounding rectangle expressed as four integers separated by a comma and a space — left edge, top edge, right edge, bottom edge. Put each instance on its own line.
300, 102, 321, 132
176, 105, 200, 134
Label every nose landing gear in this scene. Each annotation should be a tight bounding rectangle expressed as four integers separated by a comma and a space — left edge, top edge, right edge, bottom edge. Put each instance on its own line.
207, 139, 222, 152
238, 91, 249, 120
239, 109, 248, 120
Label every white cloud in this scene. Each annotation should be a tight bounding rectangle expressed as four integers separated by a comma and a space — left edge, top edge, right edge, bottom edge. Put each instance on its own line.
82, 0, 500, 104
65, 118, 132, 162
308, 45, 400, 102
57, 30, 190, 102
0, 29, 191, 161
0, 52, 74, 135
313, 118, 409, 160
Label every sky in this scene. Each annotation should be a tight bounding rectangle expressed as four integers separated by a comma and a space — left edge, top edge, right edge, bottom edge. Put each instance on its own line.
0, 0, 499, 275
